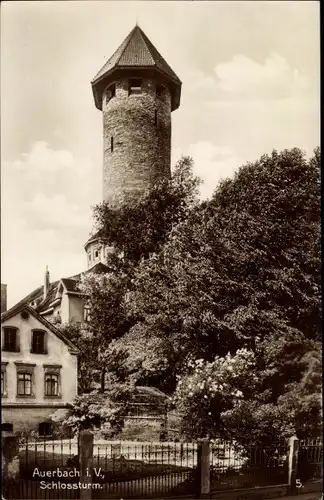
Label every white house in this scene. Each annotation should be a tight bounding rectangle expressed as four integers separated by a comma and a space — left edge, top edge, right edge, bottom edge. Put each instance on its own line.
1, 303, 78, 435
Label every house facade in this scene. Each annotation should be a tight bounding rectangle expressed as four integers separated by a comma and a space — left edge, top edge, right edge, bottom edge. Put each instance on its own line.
1, 303, 78, 435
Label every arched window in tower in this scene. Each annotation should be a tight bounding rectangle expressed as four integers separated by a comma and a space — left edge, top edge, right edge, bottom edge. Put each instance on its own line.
111, 137, 114, 153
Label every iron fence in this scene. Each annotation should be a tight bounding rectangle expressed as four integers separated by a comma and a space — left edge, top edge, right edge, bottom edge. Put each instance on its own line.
12, 437, 80, 499
92, 441, 198, 498
5, 434, 323, 499
298, 437, 323, 483
210, 439, 289, 492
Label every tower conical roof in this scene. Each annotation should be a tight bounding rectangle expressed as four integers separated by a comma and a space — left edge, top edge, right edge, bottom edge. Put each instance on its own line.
92, 26, 181, 85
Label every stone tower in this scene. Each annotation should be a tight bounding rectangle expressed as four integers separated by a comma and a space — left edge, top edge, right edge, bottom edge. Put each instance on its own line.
92, 25, 182, 206
85, 25, 181, 269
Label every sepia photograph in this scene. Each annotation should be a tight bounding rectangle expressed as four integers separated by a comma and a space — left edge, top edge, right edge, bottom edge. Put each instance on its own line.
1, 1, 321, 500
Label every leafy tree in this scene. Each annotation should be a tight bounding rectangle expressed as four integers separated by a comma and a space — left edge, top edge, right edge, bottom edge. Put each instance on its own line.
112, 148, 321, 438
76, 146, 321, 440
92, 156, 201, 264
63, 379, 133, 435
60, 321, 100, 394
75, 157, 201, 389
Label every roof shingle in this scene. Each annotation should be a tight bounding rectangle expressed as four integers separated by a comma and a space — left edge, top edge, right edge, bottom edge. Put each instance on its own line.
92, 26, 181, 85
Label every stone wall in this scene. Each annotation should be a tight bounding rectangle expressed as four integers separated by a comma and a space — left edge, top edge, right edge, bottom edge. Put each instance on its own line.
102, 77, 171, 206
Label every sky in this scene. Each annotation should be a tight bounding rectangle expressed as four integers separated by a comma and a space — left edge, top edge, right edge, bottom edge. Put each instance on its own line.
1, 1, 320, 307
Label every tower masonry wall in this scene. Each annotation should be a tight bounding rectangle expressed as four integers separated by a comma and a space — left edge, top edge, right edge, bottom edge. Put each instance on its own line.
102, 77, 172, 206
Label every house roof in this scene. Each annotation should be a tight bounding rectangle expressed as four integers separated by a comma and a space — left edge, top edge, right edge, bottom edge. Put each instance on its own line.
92, 25, 181, 86
13, 263, 110, 315
61, 278, 80, 293
1, 304, 79, 354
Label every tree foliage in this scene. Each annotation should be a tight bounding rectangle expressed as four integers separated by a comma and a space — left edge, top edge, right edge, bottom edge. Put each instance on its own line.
92, 156, 201, 264
74, 147, 321, 441
63, 380, 133, 435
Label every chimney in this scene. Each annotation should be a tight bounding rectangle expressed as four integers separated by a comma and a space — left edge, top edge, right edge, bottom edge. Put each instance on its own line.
44, 266, 50, 299
1, 284, 7, 313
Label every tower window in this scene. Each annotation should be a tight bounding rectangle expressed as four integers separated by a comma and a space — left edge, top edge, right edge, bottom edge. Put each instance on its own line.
94, 250, 99, 259
106, 83, 116, 103
156, 84, 164, 97
111, 137, 114, 153
129, 79, 142, 95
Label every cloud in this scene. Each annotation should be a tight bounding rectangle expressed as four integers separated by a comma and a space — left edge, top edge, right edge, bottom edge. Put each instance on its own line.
1, 142, 98, 306
173, 141, 241, 200
214, 53, 309, 100
2, 141, 99, 229
183, 53, 311, 105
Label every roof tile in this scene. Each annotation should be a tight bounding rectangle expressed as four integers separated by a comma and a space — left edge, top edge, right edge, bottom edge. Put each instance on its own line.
92, 26, 180, 84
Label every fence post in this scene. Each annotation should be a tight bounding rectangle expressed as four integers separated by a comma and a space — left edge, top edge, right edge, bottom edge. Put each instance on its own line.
288, 435, 299, 494
78, 430, 94, 500
1, 431, 20, 498
197, 438, 210, 497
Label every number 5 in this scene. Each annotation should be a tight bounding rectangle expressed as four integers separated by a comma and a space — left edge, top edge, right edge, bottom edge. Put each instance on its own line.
296, 479, 302, 488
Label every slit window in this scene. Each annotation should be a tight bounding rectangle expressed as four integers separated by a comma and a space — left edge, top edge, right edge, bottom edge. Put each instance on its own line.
129, 79, 142, 95
156, 85, 164, 97
111, 137, 114, 153
154, 110, 158, 127
106, 83, 116, 103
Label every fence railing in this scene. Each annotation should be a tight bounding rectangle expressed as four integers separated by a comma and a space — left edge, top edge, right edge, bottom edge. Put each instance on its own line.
2, 432, 323, 499
210, 439, 289, 491
298, 437, 323, 483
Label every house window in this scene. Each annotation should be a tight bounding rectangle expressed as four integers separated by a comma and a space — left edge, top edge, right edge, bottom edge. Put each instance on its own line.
2, 327, 18, 352
17, 372, 32, 396
111, 136, 114, 153
106, 83, 116, 103
45, 374, 59, 396
84, 303, 91, 322
43, 365, 61, 398
39, 422, 52, 437
31, 330, 46, 354
1, 362, 8, 397
128, 79, 142, 95
1, 423, 13, 432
